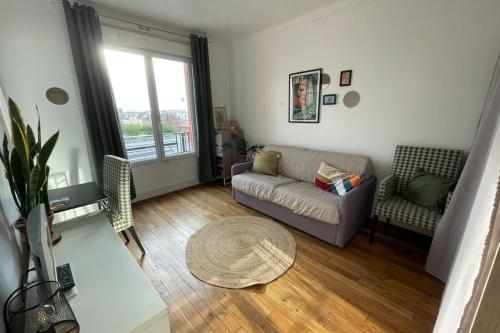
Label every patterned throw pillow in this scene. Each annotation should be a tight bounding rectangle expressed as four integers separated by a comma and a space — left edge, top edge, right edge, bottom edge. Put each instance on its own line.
331, 174, 362, 196
314, 161, 361, 196
314, 161, 348, 190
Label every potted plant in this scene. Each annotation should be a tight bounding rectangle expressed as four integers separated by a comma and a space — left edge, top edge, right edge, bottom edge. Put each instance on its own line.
223, 133, 252, 162
0, 98, 59, 243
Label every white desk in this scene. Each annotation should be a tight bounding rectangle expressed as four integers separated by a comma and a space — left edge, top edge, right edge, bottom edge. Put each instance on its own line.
52, 213, 170, 333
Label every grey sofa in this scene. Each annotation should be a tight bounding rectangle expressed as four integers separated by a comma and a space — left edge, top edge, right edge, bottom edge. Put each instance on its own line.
231, 144, 377, 247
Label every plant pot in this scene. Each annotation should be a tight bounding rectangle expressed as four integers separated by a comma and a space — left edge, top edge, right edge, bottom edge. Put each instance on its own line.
238, 154, 248, 162
14, 218, 28, 243
47, 213, 62, 246
14, 214, 61, 245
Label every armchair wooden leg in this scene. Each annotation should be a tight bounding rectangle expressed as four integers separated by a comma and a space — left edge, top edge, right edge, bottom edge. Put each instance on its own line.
121, 230, 130, 244
370, 216, 379, 245
128, 227, 145, 256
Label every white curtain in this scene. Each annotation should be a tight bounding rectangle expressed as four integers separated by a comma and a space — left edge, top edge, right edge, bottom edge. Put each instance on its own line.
428, 52, 500, 332
426, 53, 500, 282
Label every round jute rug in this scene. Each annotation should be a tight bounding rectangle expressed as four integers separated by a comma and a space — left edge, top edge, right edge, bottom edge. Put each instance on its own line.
185, 216, 296, 289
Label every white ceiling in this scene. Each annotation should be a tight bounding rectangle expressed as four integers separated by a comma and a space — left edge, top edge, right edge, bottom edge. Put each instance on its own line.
89, 0, 337, 39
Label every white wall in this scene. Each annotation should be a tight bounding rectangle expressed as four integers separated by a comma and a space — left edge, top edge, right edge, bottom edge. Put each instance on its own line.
210, 41, 232, 117
0, 0, 233, 199
0, 0, 94, 188
230, 0, 500, 178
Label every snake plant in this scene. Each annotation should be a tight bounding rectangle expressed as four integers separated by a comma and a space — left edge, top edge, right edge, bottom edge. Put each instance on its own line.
0, 98, 59, 219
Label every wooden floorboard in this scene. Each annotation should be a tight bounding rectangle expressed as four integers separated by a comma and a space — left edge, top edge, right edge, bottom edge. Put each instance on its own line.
127, 183, 444, 333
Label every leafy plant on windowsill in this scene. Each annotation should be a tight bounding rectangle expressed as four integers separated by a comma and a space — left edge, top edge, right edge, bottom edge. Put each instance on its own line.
0, 98, 59, 240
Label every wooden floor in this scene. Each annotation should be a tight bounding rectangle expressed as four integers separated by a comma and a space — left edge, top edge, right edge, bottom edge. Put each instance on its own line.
128, 184, 444, 333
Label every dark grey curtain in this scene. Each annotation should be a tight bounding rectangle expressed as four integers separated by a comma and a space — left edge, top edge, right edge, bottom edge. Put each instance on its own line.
191, 34, 217, 182
63, 0, 136, 199
426, 52, 500, 281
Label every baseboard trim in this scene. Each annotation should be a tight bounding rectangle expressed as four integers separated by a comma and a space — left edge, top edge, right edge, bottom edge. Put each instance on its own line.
133, 178, 199, 203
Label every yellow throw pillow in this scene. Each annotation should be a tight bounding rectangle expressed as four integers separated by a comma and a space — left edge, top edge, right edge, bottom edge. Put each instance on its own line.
252, 150, 281, 176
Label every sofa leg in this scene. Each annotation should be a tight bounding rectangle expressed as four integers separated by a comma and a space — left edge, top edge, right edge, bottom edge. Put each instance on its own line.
370, 216, 379, 245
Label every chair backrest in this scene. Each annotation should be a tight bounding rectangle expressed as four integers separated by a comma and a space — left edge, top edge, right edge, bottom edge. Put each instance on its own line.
103, 155, 133, 232
391, 145, 464, 194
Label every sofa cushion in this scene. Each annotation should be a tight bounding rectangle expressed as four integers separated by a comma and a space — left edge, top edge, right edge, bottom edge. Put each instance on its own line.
373, 195, 441, 231
232, 172, 297, 201
271, 182, 341, 225
264, 144, 373, 184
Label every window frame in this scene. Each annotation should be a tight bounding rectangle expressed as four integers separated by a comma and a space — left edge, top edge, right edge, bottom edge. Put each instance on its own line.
104, 43, 197, 165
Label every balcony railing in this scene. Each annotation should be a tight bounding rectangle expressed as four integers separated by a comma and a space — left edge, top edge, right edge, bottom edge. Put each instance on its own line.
124, 132, 192, 161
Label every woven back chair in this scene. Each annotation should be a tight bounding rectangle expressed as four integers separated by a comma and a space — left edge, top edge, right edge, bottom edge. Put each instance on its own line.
103, 155, 145, 255
391, 146, 464, 194
371, 145, 464, 242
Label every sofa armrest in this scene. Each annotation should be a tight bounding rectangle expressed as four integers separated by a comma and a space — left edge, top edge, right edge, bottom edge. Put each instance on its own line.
378, 174, 397, 201
337, 176, 377, 247
231, 161, 253, 177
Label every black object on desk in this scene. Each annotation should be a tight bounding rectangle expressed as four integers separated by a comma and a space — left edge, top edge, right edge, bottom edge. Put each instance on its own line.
48, 182, 107, 213
57, 263, 76, 291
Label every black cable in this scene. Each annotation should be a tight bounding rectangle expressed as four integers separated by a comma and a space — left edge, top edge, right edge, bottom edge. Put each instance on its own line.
21, 268, 35, 285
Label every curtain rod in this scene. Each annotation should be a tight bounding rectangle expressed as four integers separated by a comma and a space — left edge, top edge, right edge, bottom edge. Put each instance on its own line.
49, 0, 206, 40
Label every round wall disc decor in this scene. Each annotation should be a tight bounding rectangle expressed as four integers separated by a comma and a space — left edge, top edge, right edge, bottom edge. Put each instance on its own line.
343, 91, 361, 108
46, 87, 69, 105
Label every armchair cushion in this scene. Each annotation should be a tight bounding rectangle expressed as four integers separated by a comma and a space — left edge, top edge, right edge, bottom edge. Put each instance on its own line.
373, 195, 441, 232
401, 169, 455, 213
378, 174, 397, 201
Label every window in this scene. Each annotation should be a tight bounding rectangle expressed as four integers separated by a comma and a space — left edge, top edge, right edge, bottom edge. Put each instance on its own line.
152, 57, 195, 157
104, 47, 195, 162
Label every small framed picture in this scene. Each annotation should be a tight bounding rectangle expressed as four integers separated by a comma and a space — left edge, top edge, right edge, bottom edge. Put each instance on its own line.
212, 107, 227, 130
340, 70, 352, 86
322, 94, 337, 105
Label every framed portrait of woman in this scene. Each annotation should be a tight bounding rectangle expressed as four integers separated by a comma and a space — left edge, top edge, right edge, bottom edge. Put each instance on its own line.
289, 68, 322, 123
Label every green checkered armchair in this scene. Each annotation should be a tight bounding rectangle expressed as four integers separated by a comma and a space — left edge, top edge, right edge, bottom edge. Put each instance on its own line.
103, 155, 145, 255
371, 145, 464, 240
